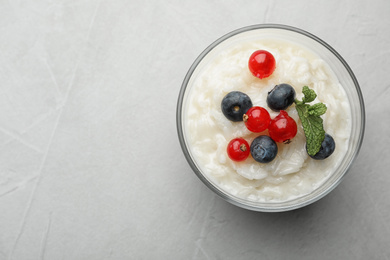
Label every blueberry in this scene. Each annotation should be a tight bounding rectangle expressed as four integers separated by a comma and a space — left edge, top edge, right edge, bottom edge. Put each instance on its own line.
221, 91, 253, 121
267, 83, 296, 111
308, 133, 336, 160
250, 135, 278, 163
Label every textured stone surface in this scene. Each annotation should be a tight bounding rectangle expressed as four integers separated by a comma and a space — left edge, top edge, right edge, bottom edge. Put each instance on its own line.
0, 1, 389, 259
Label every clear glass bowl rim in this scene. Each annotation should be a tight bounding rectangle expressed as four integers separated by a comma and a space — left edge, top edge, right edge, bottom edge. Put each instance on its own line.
176, 23, 365, 212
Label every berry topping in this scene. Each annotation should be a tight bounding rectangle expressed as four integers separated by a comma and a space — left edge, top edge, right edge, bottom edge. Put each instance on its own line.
243, 106, 271, 133
307, 133, 335, 160
248, 50, 276, 79
268, 110, 298, 143
227, 138, 250, 162
267, 83, 296, 111
221, 91, 253, 122
250, 135, 278, 163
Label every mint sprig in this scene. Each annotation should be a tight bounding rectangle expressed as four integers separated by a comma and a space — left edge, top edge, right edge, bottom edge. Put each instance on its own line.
294, 86, 327, 156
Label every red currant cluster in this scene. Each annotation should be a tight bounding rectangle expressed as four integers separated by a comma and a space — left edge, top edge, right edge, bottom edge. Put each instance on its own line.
227, 109, 297, 162
225, 50, 298, 162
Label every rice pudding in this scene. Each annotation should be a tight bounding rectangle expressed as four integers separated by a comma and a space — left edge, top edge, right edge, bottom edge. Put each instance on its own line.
182, 33, 352, 203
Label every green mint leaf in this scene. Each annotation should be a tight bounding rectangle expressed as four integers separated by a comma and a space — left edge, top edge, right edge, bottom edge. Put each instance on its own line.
294, 99, 304, 106
295, 102, 310, 118
304, 115, 325, 156
308, 103, 327, 116
302, 86, 316, 103
294, 86, 326, 156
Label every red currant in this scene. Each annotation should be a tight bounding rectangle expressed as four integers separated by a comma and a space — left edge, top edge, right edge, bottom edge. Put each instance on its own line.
268, 110, 297, 143
243, 106, 271, 133
248, 50, 276, 79
227, 138, 250, 162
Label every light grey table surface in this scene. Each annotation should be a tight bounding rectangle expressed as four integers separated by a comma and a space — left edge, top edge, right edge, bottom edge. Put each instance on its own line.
1, 1, 389, 259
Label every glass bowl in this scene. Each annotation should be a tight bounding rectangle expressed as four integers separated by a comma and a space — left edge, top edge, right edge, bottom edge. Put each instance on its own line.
176, 24, 365, 212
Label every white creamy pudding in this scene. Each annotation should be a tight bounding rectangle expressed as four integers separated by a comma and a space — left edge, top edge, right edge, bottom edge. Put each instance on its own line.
183, 35, 352, 203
